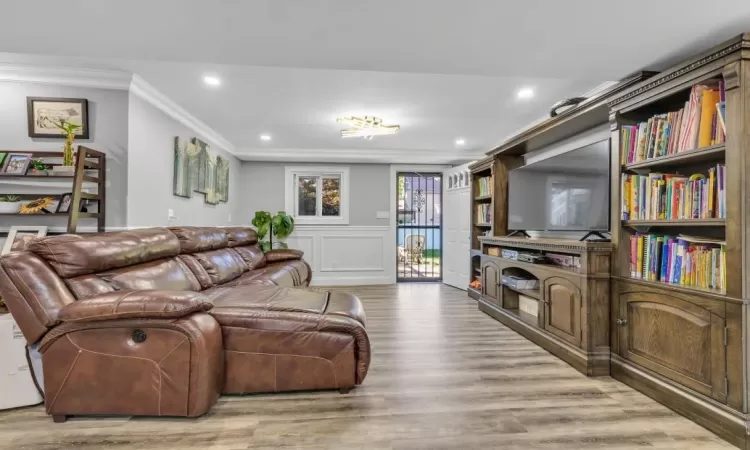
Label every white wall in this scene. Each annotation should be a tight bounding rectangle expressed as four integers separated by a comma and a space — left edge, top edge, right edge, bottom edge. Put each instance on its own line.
0, 81, 129, 230
126, 93, 241, 227
239, 161, 391, 285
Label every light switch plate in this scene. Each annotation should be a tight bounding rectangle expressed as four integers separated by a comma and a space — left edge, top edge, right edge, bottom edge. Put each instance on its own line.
376, 211, 390, 219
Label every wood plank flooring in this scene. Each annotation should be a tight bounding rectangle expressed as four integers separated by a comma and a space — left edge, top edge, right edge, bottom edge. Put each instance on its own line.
0, 284, 734, 449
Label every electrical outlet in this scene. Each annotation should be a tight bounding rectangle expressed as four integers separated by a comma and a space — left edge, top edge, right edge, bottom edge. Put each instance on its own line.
167, 209, 175, 220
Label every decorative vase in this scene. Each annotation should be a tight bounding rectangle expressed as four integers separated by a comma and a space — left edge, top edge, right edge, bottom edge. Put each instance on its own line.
0, 202, 22, 214
30, 168, 48, 176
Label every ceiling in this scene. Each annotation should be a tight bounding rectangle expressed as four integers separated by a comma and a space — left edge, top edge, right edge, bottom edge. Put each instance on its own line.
4, 0, 750, 163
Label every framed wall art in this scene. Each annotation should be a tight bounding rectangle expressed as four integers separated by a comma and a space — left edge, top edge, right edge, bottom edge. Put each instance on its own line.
27, 97, 89, 139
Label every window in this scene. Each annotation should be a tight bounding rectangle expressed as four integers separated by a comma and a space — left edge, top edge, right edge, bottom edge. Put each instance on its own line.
285, 166, 350, 225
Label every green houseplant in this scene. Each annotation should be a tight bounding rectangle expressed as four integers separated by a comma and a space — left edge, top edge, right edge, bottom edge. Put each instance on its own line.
0, 195, 22, 214
252, 211, 295, 251
52, 119, 82, 174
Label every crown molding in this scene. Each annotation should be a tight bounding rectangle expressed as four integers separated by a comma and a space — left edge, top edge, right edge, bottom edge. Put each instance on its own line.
129, 75, 235, 154
0, 63, 132, 90
234, 147, 482, 164
0, 64, 237, 155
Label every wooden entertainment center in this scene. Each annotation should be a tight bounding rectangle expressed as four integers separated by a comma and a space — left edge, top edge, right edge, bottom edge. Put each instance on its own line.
470, 34, 750, 449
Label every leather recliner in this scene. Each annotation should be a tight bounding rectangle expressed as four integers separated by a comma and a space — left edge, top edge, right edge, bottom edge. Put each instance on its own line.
0, 226, 371, 422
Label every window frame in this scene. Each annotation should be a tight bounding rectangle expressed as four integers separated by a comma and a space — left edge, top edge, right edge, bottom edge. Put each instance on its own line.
284, 166, 350, 225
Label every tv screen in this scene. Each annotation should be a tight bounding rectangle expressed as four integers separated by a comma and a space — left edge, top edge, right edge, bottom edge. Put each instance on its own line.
508, 140, 610, 232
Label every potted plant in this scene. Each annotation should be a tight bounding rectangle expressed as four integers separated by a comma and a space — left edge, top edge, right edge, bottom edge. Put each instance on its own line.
252, 211, 295, 251
0, 195, 22, 214
29, 158, 49, 176
52, 119, 82, 175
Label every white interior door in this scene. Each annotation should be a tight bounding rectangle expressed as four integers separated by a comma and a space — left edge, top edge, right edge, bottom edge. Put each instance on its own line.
442, 168, 471, 290
443, 189, 459, 288
457, 188, 471, 288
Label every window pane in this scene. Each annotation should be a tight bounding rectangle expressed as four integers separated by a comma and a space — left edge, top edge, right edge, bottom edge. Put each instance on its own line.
322, 176, 341, 216
298, 176, 317, 216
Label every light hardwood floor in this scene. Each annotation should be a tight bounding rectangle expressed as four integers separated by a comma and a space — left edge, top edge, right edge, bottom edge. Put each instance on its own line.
0, 284, 734, 449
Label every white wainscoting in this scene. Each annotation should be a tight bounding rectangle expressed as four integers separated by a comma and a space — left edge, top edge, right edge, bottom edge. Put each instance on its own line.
285, 225, 393, 286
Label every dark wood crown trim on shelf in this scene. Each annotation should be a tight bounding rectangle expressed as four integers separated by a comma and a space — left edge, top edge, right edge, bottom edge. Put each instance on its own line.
486, 71, 656, 157
623, 144, 726, 171
608, 34, 750, 108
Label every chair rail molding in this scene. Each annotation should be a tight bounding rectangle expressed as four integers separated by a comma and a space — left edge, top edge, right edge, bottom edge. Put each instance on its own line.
286, 225, 391, 286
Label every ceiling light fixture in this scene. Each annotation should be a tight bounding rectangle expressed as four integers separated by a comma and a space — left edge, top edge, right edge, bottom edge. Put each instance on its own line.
259, 134, 272, 141
336, 116, 400, 140
455, 138, 466, 146
203, 75, 221, 86
517, 87, 534, 100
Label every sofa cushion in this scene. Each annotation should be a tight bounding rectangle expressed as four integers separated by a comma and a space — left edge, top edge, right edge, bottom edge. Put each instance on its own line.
97, 257, 202, 292
190, 249, 245, 286
267, 260, 309, 287
204, 285, 329, 315
27, 228, 180, 279
223, 227, 257, 247
231, 246, 266, 270
169, 227, 228, 254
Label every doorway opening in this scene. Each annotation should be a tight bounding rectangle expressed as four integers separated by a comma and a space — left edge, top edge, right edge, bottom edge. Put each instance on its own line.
396, 172, 442, 282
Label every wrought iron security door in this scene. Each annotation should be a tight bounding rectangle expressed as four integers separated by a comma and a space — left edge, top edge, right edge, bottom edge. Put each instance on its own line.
396, 172, 442, 281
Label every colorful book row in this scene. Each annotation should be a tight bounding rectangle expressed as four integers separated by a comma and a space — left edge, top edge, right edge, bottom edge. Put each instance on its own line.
476, 177, 492, 197
629, 234, 725, 291
620, 81, 726, 165
476, 204, 491, 224
621, 165, 726, 220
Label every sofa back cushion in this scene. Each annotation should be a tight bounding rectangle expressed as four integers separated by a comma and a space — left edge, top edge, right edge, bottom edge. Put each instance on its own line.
185, 249, 245, 287
27, 228, 181, 279
169, 227, 228, 253
0, 252, 76, 343
232, 245, 267, 270
223, 227, 258, 247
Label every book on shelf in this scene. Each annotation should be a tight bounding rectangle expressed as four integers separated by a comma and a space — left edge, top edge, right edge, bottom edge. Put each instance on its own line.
620, 80, 726, 165
476, 204, 491, 224
476, 177, 492, 197
629, 233, 725, 291
621, 164, 726, 220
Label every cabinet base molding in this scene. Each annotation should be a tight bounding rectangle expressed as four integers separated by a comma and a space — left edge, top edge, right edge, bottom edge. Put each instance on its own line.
478, 299, 610, 377
611, 355, 747, 449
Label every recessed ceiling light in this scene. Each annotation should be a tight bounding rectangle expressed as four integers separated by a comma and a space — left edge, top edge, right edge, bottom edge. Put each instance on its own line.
203, 75, 221, 86
517, 87, 534, 100
455, 138, 466, 146
259, 134, 272, 141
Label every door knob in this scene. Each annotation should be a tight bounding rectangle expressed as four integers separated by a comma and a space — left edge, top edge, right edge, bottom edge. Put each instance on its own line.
616, 318, 628, 326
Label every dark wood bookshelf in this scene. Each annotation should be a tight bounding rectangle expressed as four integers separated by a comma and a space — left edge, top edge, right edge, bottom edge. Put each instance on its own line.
623, 144, 725, 171
607, 34, 750, 448
622, 218, 726, 227
0, 146, 106, 232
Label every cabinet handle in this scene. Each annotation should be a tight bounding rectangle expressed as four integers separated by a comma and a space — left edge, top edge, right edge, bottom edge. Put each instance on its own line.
616, 318, 628, 326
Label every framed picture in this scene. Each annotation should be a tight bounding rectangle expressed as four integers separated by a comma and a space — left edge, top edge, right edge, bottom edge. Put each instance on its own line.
56, 193, 73, 213
27, 97, 89, 139
1, 226, 48, 255
1, 153, 32, 175
191, 138, 210, 194
0, 153, 6, 168
173, 137, 193, 198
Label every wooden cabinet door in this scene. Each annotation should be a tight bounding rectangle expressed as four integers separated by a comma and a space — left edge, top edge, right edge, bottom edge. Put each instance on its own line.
543, 277, 581, 347
481, 260, 500, 305
617, 291, 726, 403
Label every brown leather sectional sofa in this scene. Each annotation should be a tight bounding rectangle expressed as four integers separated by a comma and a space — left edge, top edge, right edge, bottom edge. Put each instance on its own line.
0, 226, 371, 422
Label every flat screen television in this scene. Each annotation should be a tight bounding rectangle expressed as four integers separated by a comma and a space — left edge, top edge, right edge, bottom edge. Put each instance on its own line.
507, 139, 610, 232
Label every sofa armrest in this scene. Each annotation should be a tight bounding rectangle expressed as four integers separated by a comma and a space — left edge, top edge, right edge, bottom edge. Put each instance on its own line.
264, 248, 304, 263
57, 290, 212, 323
